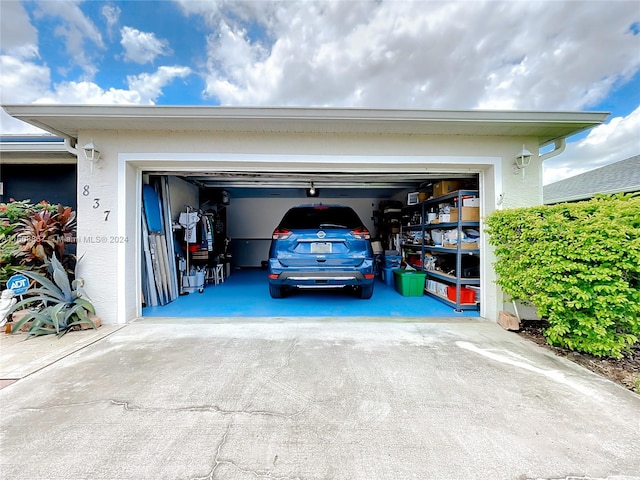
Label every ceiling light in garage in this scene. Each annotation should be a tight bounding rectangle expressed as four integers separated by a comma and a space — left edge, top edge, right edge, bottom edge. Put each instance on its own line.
307, 182, 319, 197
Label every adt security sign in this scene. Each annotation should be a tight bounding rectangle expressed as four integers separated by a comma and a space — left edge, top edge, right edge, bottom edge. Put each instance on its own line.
7, 274, 30, 295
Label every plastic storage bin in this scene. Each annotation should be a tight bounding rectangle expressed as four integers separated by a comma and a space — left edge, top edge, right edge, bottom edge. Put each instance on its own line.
384, 255, 402, 268
446, 286, 476, 303
381, 267, 395, 287
393, 269, 426, 296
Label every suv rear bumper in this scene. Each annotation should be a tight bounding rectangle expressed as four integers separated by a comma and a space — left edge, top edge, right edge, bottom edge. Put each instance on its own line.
268, 260, 375, 287
275, 270, 372, 284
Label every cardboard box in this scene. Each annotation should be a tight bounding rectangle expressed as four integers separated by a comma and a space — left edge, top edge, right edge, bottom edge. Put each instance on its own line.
462, 197, 480, 207
498, 311, 520, 331
438, 214, 451, 223
449, 207, 479, 222
443, 241, 478, 250
433, 181, 463, 198
80, 314, 102, 330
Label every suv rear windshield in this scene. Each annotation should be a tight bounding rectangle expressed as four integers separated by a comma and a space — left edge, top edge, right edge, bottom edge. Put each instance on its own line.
278, 205, 364, 230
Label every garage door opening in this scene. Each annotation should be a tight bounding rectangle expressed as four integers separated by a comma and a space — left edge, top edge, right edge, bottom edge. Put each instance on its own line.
140, 171, 482, 318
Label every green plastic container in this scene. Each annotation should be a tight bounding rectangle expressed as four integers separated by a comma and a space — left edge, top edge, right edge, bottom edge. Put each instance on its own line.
393, 269, 426, 296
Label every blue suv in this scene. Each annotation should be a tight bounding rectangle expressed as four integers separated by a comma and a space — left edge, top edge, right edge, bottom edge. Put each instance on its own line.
268, 204, 375, 299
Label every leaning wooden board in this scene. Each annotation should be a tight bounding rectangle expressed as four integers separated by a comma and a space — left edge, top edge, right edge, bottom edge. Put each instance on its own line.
143, 184, 169, 305
159, 177, 179, 300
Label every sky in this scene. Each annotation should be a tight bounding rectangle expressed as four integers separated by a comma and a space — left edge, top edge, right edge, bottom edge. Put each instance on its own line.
0, 0, 639, 185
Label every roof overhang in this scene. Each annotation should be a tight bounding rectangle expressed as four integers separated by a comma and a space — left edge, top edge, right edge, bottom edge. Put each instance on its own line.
2, 105, 609, 147
0, 134, 75, 163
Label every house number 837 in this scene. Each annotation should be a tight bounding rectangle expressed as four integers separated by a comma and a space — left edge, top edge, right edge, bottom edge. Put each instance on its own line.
83, 185, 110, 221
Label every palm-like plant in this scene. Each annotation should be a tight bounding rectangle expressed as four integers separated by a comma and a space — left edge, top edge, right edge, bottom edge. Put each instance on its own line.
8, 254, 96, 337
16, 209, 60, 263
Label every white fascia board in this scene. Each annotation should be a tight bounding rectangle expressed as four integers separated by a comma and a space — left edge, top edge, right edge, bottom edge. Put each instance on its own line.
2, 104, 610, 121
2, 104, 609, 144
0, 141, 67, 153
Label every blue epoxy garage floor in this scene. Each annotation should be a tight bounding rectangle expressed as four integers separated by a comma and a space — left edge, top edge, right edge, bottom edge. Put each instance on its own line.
142, 268, 480, 318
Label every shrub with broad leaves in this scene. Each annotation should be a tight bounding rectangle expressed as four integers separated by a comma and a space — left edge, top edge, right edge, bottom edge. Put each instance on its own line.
0, 199, 76, 287
486, 193, 640, 358
7, 254, 95, 337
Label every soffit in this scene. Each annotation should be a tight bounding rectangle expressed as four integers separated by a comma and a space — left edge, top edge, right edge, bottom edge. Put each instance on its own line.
0, 135, 75, 163
2, 105, 609, 146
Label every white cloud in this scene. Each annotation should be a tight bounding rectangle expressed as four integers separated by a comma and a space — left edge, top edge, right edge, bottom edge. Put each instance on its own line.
33, 0, 104, 79
543, 106, 640, 185
0, 54, 192, 133
189, 1, 639, 110
0, 1, 39, 59
120, 26, 170, 64
101, 4, 121, 40
0, 55, 50, 103
186, 0, 640, 184
126, 66, 192, 102
33, 65, 192, 105
0, 56, 41, 132
0, 3, 187, 132
0, 55, 51, 134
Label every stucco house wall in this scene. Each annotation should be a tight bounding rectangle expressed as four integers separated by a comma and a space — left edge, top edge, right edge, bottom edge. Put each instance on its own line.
71, 129, 540, 324
3, 105, 607, 326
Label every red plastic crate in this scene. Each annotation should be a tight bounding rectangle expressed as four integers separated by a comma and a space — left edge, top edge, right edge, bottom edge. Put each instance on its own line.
446, 286, 476, 303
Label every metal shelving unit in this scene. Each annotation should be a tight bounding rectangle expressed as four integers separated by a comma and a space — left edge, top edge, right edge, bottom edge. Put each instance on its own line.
400, 190, 480, 311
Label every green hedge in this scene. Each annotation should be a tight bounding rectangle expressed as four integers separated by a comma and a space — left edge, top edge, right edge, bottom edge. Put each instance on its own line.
485, 193, 640, 358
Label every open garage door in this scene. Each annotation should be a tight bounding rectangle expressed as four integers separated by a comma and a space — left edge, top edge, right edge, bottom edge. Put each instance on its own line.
140, 169, 481, 319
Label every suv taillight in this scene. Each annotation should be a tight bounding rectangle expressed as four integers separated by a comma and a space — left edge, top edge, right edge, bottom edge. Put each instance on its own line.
272, 228, 291, 240
351, 227, 371, 239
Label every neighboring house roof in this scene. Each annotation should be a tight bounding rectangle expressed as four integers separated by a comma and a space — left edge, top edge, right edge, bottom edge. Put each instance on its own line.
0, 134, 75, 163
2, 105, 608, 147
544, 155, 640, 204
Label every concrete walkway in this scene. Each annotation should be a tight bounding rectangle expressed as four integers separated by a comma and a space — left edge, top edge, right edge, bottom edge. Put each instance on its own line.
0, 324, 124, 386
1, 319, 639, 479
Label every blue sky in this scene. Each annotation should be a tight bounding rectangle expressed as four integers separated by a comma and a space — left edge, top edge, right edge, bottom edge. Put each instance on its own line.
1, 0, 639, 184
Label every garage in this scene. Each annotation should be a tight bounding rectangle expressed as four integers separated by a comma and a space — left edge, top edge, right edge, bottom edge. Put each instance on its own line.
2, 104, 607, 325
138, 170, 481, 318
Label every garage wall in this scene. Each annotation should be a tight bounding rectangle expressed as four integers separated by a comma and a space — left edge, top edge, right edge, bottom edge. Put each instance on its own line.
167, 176, 198, 222
74, 129, 541, 324
228, 196, 379, 238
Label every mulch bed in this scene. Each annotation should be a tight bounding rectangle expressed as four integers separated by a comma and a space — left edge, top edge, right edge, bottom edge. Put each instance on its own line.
517, 320, 640, 394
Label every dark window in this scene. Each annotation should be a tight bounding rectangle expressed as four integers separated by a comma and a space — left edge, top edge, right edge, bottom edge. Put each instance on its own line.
0, 164, 76, 208
278, 206, 364, 229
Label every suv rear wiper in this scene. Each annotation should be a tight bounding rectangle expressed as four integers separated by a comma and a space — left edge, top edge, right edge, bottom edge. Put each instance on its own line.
319, 223, 347, 229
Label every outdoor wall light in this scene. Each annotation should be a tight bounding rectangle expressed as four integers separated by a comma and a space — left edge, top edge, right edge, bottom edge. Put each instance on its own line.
82, 138, 101, 173
513, 144, 533, 179
82, 139, 101, 162
515, 144, 532, 168
306, 182, 319, 197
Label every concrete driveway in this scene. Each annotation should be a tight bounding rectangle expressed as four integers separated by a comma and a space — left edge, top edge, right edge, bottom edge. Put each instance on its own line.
1, 319, 639, 480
